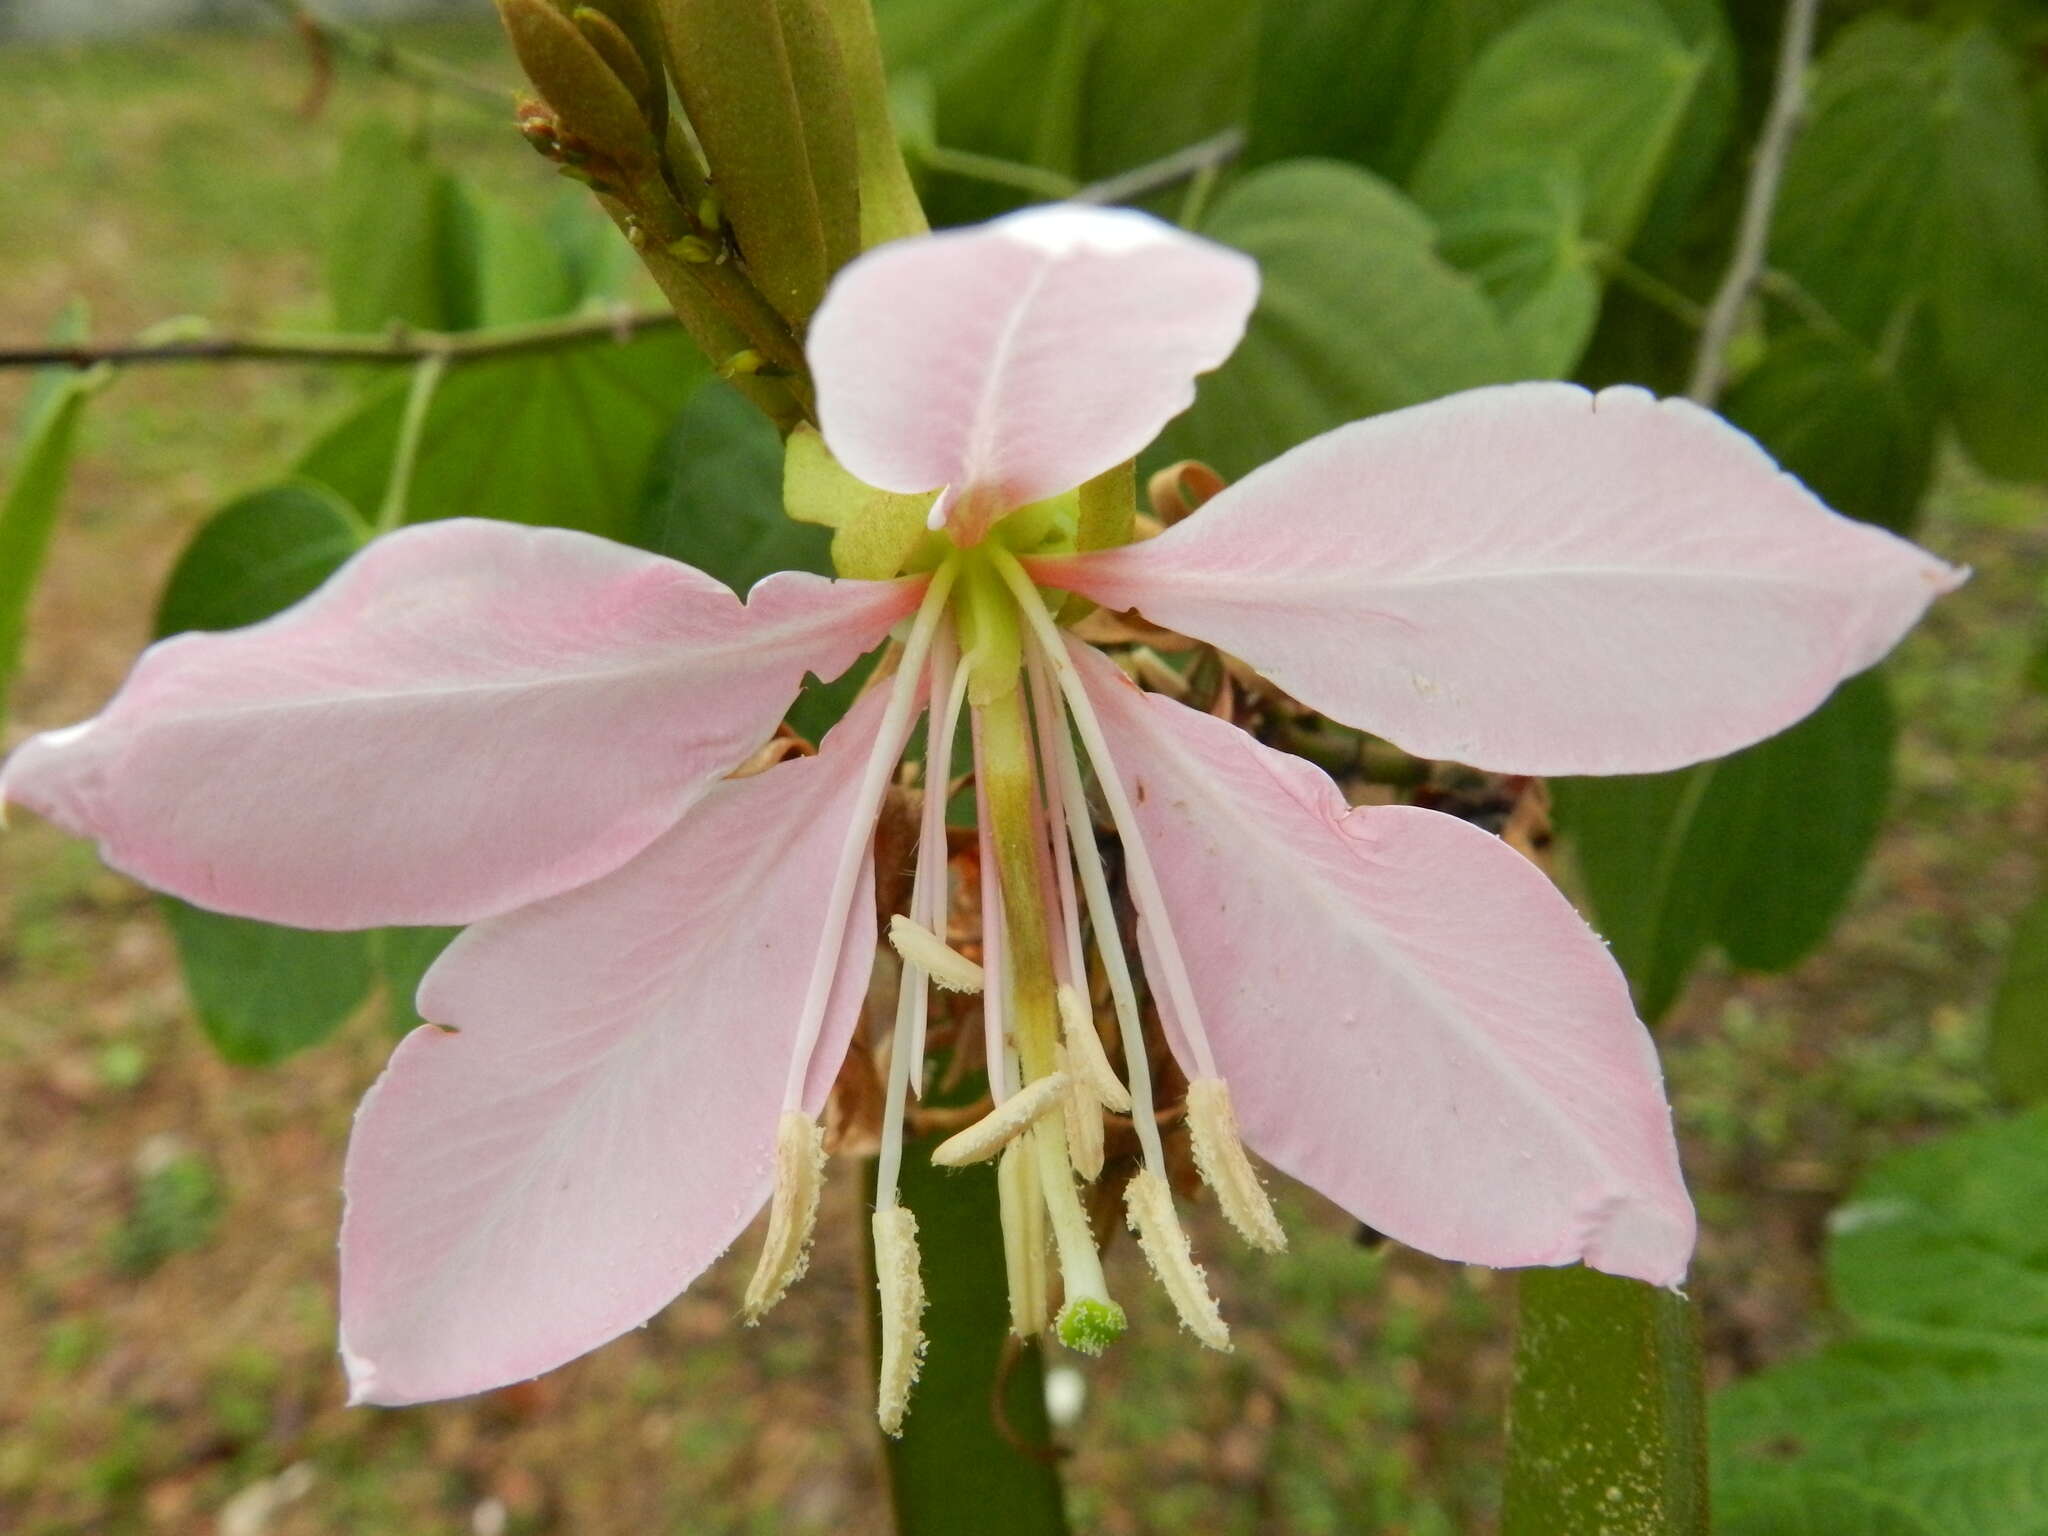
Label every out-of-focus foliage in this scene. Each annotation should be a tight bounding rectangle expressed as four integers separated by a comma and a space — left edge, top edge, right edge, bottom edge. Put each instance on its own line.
0, 306, 105, 738
1714, 1109, 2048, 1533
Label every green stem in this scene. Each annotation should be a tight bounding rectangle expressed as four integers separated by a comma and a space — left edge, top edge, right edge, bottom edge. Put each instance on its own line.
865, 1146, 1067, 1535
1502, 1268, 1707, 1534
374, 352, 447, 534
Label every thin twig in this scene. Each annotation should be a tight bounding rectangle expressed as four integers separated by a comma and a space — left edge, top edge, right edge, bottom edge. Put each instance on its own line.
0, 309, 680, 371
260, 0, 512, 112
915, 145, 1081, 201
1687, 0, 1822, 404
1073, 128, 1246, 209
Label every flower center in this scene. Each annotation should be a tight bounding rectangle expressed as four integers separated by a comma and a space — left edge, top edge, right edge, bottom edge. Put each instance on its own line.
757, 544, 1285, 1433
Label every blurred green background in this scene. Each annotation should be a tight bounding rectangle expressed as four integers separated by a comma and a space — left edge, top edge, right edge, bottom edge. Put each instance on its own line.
2, 5, 2046, 1533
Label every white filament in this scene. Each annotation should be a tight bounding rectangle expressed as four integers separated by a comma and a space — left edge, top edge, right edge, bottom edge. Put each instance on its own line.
779, 565, 958, 1115
994, 550, 1222, 1085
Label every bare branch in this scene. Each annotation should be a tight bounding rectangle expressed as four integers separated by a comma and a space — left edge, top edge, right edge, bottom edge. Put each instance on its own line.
1687, 0, 1822, 405
260, 0, 512, 112
0, 310, 680, 371
1072, 128, 1246, 209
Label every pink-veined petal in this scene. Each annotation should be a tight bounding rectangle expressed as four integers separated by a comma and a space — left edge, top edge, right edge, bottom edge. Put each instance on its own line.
0, 518, 919, 928
1073, 644, 1694, 1284
337, 686, 891, 1405
808, 205, 1257, 538
1033, 383, 1964, 776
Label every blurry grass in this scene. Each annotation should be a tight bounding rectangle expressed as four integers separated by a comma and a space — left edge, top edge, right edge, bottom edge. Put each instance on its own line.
0, 19, 2045, 1536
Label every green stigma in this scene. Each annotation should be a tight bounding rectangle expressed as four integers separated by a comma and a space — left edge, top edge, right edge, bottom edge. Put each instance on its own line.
1056, 1296, 1128, 1356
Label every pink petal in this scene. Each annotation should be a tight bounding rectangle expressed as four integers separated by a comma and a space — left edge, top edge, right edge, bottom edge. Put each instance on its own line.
1073, 643, 1694, 1284
0, 519, 919, 928
808, 206, 1257, 538
337, 686, 890, 1405
1033, 384, 1964, 775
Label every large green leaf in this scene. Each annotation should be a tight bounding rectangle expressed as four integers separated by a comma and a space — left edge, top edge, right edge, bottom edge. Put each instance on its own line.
635, 380, 831, 593
1722, 329, 1936, 537
1987, 896, 2048, 1106
1410, 0, 1722, 255
1774, 20, 2048, 482
298, 333, 707, 543
159, 898, 377, 1067
1503, 1267, 1706, 1535
1161, 159, 1515, 478
326, 120, 470, 333
0, 321, 107, 737
1927, 28, 2048, 483
1077, 0, 1257, 185
874, 0, 1085, 221
152, 482, 367, 639
1432, 164, 1601, 377
1715, 1111, 2048, 1533
1554, 673, 1895, 1020
1246, 0, 1541, 182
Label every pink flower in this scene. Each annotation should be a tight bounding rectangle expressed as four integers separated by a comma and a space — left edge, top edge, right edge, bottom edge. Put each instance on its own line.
1, 207, 1961, 1426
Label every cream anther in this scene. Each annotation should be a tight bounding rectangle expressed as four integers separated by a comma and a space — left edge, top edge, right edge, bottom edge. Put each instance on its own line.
1058, 984, 1131, 1111
871, 1207, 928, 1435
1186, 1079, 1287, 1253
1057, 1046, 1106, 1182
888, 913, 985, 993
931, 1072, 1071, 1167
743, 1111, 828, 1319
1124, 1169, 1230, 1350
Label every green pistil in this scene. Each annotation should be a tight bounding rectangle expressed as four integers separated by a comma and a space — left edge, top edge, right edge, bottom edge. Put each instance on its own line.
1056, 1297, 1129, 1356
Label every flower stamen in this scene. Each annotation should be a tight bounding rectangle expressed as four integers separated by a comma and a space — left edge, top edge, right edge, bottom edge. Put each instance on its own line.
1058, 983, 1131, 1113
743, 1110, 827, 1320
871, 1206, 928, 1436
777, 563, 959, 1118
931, 1070, 1071, 1166
1186, 1078, 1287, 1253
1124, 1169, 1231, 1350
997, 1140, 1049, 1338
888, 914, 984, 993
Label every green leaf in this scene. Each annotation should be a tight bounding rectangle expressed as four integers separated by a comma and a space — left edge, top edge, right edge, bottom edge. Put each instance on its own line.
636, 379, 832, 592
1246, 0, 1541, 182
1714, 1111, 2048, 1533
1722, 330, 1936, 537
1554, 673, 1895, 1020
1830, 1107, 2048, 1347
1774, 20, 2048, 482
1411, 0, 1720, 255
1715, 1340, 2045, 1536
1433, 164, 1601, 376
1077, 0, 1257, 185
152, 482, 366, 640
326, 120, 469, 334
1503, 1266, 1706, 1536
159, 898, 376, 1066
0, 323, 107, 738
1162, 159, 1515, 478
447, 188, 580, 328
299, 332, 707, 543
377, 927, 463, 1033
1710, 673, 1896, 973
869, 1142, 1066, 1534
1988, 895, 2048, 1105
1927, 28, 2048, 482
